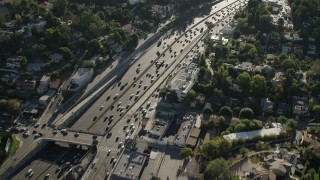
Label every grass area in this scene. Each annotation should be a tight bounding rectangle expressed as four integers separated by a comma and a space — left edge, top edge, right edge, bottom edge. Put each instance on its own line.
232, 176, 240, 180
7, 135, 20, 158
315, 173, 319, 180
250, 155, 264, 164
0, 134, 20, 165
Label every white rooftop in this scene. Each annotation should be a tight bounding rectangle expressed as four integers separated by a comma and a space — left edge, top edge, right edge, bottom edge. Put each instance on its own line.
223, 125, 284, 141
167, 65, 199, 92
72, 68, 93, 80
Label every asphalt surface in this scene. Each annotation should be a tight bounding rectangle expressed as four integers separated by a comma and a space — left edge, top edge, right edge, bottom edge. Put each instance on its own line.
82, 1, 249, 178
10, 142, 88, 180
70, 0, 248, 134
0, 0, 249, 179
83, 1, 250, 179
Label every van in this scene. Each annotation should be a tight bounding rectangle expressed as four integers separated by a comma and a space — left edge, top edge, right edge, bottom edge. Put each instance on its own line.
28, 171, 34, 177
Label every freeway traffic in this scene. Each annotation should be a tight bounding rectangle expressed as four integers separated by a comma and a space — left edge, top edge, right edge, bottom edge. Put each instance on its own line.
70, 0, 248, 135
80, 0, 249, 179
0, 0, 249, 179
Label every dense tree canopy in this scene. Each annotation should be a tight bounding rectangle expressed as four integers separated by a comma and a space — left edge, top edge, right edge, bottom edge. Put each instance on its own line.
219, 106, 233, 117
251, 74, 267, 97
239, 107, 254, 119
204, 158, 230, 180
237, 72, 251, 92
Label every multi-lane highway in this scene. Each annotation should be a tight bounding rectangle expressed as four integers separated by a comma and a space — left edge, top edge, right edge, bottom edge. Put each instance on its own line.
79, 0, 249, 179
0, 0, 249, 179
70, 0, 248, 135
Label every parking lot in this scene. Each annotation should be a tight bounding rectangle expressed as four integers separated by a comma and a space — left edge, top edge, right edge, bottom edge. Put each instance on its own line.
10, 142, 89, 180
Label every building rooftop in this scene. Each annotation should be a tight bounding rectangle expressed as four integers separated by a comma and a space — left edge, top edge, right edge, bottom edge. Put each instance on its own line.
40, 75, 50, 83
111, 149, 148, 180
223, 125, 284, 141
174, 115, 197, 147
167, 65, 199, 92
72, 68, 93, 80
234, 62, 253, 72
148, 120, 168, 139
39, 95, 49, 101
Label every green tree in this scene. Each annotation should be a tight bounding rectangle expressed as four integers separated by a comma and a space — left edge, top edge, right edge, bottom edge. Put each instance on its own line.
87, 39, 101, 55
255, 141, 270, 151
204, 158, 230, 180
52, 0, 67, 17
217, 116, 226, 128
129, 33, 139, 47
58, 47, 71, 60
310, 59, 320, 76
251, 74, 266, 97
20, 57, 28, 71
285, 119, 297, 135
212, 45, 228, 60
203, 107, 213, 114
219, 106, 233, 117
0, 99, 8, 112
82, 60, 96, 68
240, 147, 249, 157
280, 56, 298, 70
311, 83, 320, 96
239, 107, 254, 120
312, 105, 320, 117
216, 66, 232, 89
180, 147, 193, 159
237, 72, 251, 92
6, 99, 20, 117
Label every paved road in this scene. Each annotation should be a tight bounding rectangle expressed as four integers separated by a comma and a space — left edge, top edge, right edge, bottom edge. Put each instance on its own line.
78, 0, 250, 179
0, 0, 248, 179
71, 0, 248, 134
11, 143, 88, 180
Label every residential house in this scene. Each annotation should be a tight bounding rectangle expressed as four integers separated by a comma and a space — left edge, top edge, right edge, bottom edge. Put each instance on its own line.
37, 75, 50, 94
307, 44, 317, 57
26, 63, 45, 72
128, 0, 145, 5
16, 80, 36, 91
221, 24, 236, 36
151, 4, 175, 17
191, 93, 206, 107
27, 19, 47, 33
6, 56, 25, 69
271, 71, 286, 86
234, 62, 254, 74
50, 79, 60, 89
90, 55, 109, 64
293, 44, 303, 55
225, 97, 240, 107
3, 20, 16, 29
292, 96, 309, 118
255, 65, 274, 79
292, 32, 302, 42
122, 24, 134, 35
69, 68, 94, 91
49, 53, 64, 63
0, 30, 12, 42
276, 102, 291, 116
271, 6, 281, 14
0, 73, 18, 86
281, 42, 292, 55
261, 98, 274, 114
